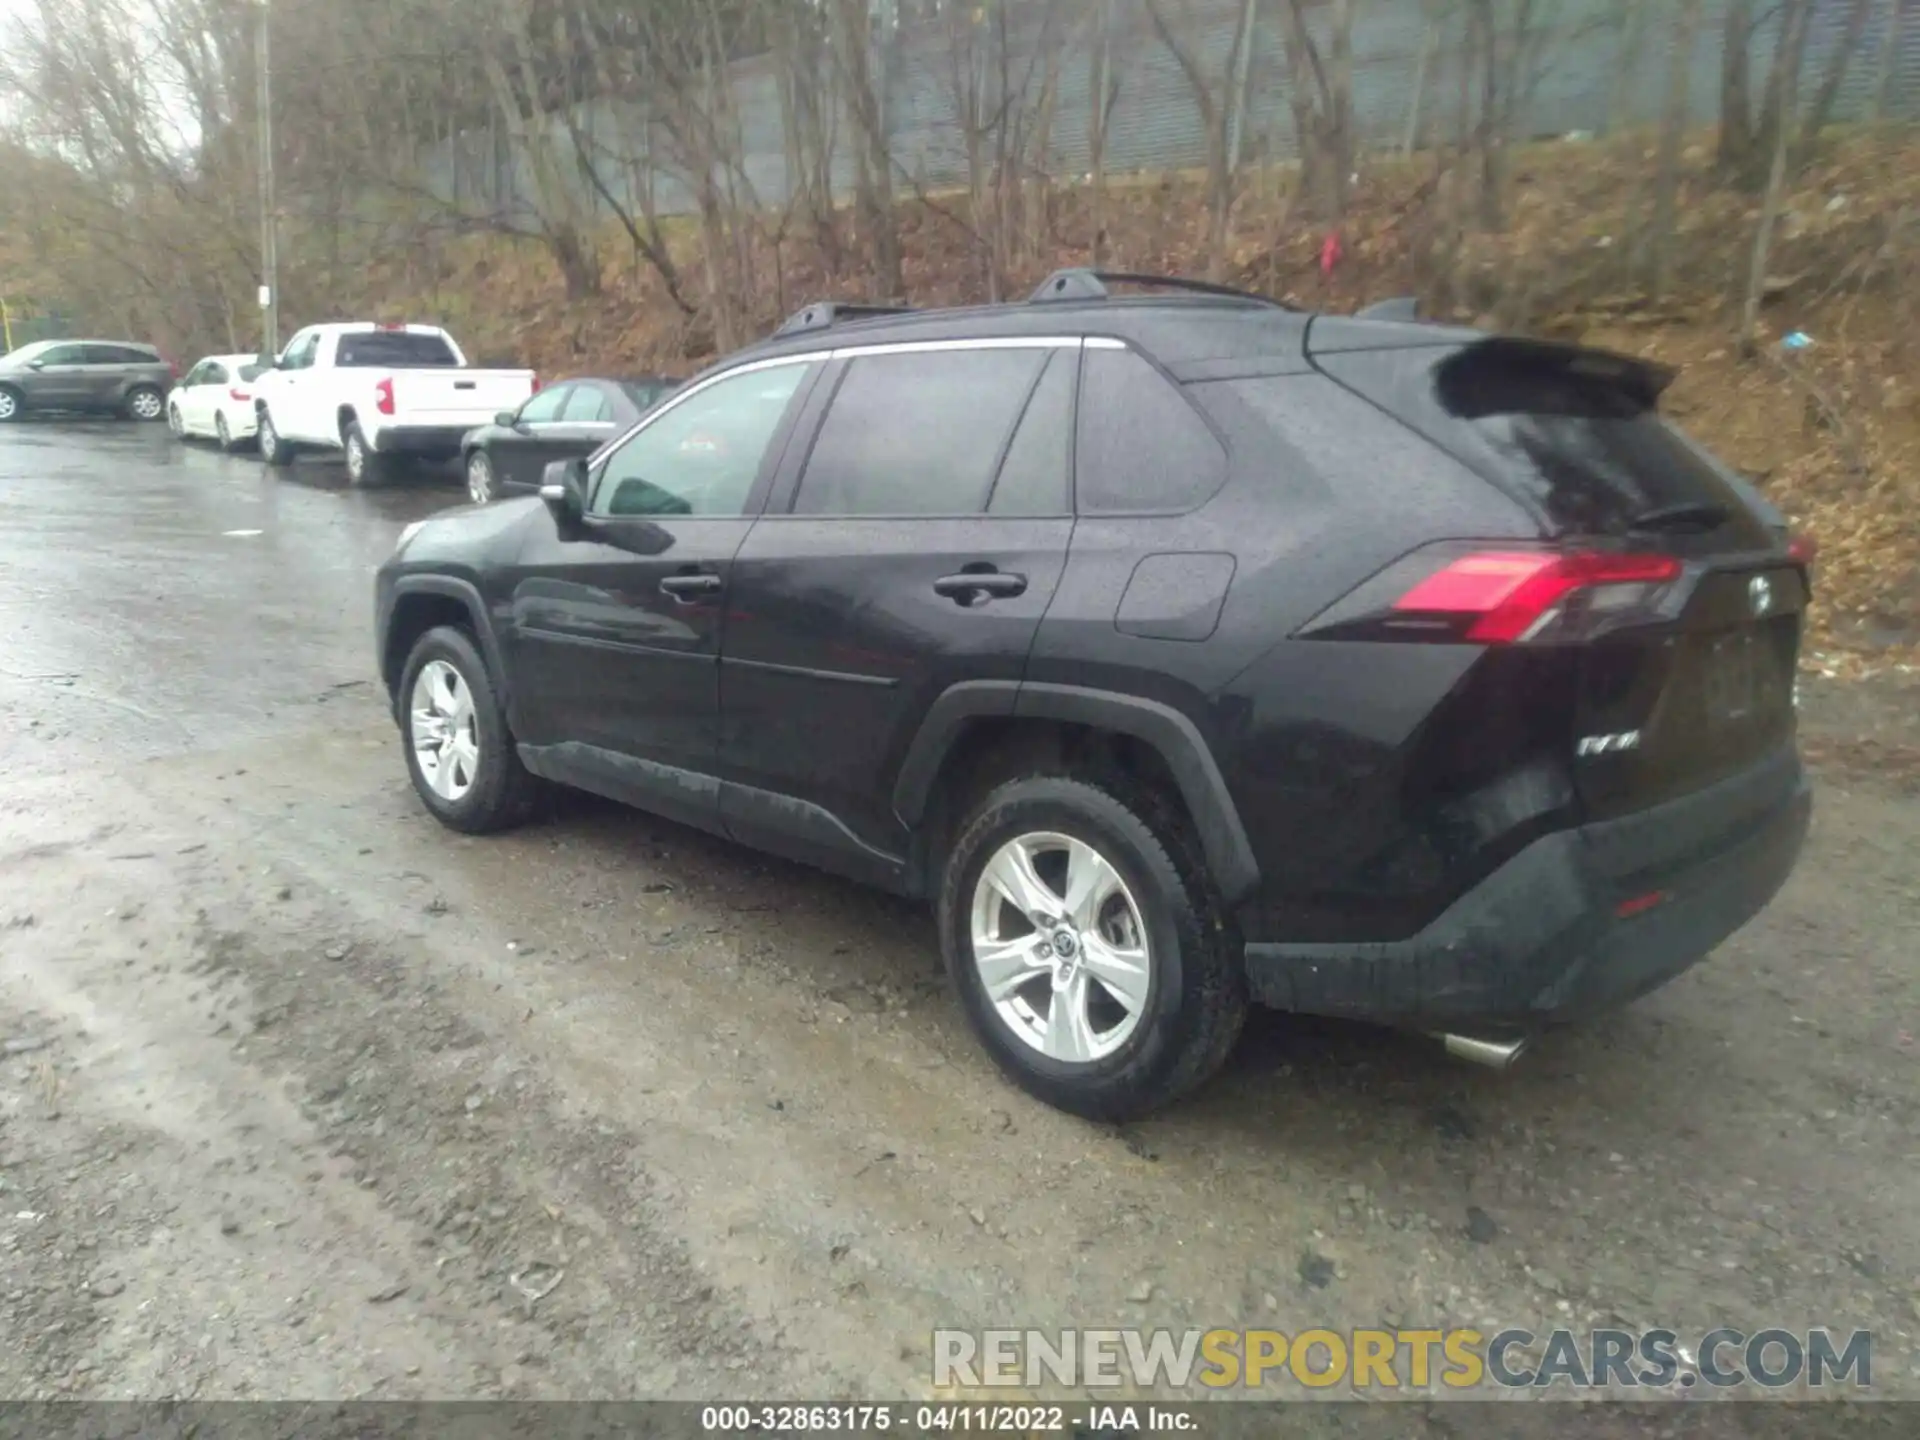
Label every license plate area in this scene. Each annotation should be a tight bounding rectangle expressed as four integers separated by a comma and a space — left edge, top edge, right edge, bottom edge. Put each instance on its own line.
1700, 628, 1788, 726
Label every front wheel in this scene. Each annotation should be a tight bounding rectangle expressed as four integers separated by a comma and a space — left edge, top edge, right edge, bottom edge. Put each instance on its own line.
466, 449, 497, 504
126, 386, 165, 422
259, 409, 295, 467
938, 774, 1248, 1121
0, 387, 20, 423
398, 625, 544, 834
168, 403, 186, 439
215, 412, 241, 452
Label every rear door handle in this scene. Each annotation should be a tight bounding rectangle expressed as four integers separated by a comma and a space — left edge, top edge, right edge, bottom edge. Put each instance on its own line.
933, 571, 1028, 603
660, 572, 724, 601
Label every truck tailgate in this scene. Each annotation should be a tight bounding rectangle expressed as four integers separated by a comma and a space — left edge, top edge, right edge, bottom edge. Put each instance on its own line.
386, 369, 536, 426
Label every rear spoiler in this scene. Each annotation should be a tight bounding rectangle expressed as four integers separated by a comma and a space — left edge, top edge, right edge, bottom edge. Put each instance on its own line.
1433, 337, 1677, 418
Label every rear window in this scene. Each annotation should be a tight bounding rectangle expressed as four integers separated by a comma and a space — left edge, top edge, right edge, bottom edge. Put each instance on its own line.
1318, 342, 1772, 544
237, 363, 266, 383
336, 332, 459, 368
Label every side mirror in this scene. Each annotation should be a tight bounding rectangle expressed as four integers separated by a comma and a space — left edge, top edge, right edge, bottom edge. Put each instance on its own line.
26, 360, 45, 370
495, 409, 521, 429
540, 457, 589, 527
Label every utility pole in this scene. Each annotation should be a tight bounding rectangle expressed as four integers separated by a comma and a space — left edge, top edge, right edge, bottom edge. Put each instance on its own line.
255, 0, 279, 358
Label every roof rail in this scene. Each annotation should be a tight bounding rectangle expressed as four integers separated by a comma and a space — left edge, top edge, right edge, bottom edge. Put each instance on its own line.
1027, 268, 1291, 309
1355, 295, 1421, 322
773, 301, 916, 338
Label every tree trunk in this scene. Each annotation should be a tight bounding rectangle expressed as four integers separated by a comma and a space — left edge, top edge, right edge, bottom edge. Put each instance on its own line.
1642, 0, 1705, 296
1718, 0, 1756, 174
1088, 0, 1114, 264
1404, 21, 1437, 156
1874, 0, 1909, 121
1605, 0, 1648, 134
1798, 0, 1877, 158
1741, 0, 1812, 348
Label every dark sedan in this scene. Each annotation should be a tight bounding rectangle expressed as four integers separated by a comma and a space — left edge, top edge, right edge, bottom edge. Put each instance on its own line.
460, 375, 676, 504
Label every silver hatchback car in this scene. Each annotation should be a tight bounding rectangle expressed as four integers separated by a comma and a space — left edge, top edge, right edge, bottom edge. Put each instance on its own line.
0, 340, 176, 422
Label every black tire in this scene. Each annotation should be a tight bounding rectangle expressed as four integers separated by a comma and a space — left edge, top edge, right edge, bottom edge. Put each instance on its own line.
0, 386, 21, 423
125, 385, 166, 422
216, 412, 242, 452
397, 624, 544, 834
938, 773, 1248, 1121
343, 421, 393, 487
259, 409, 296, 467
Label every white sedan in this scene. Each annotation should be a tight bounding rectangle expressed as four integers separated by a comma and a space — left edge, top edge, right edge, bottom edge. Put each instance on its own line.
167, 353, 266, 451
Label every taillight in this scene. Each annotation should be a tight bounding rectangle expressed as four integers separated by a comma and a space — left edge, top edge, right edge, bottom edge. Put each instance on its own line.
530, 373, 542, 396
1300, 545, 1685, 646
1787, 533, 1817, 565
1395, 551, 1682, 644
229, 387, 250, 403
375, 377, 396, 415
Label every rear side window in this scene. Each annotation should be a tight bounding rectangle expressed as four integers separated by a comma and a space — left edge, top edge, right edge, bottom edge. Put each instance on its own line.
336, 332, 459, 368
1320, 342, 1772, 543
1076, 348, 1226, 514
794, 348, 1047, 516
85, 345, 156, 365
237, 363, 266, 383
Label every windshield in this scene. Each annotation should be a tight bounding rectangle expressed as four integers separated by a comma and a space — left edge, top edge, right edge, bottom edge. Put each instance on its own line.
1, 341, 53, 364
336, 332, 460, 368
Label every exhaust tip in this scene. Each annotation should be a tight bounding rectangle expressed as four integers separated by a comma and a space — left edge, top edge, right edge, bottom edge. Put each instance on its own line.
1440, 1032, 1529, 1070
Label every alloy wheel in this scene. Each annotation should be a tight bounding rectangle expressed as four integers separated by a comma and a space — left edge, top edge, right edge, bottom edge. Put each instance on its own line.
130, 389, 163, 421
259, 414, 279, 460
409, 659, 480, 803
346, 430, 366, 483
0, 390, 16, 422
968, 831, 1153, 1064
216, 413, 232, 449
467, 452, 495, 504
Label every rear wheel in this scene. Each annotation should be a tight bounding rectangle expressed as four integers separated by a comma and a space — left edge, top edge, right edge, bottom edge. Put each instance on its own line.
126, 386, 165, 422
398, 625, 543, 834
215, 412, 239, 452
0, 387, 19, 423
466, 450, 497, 504
343, 421, 392, 487
938, 773, 1248, 1120
259, 409, 295, 467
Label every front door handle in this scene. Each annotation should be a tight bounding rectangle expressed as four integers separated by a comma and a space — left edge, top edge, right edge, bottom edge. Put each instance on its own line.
933, 571, 1028, 604
660, 572, 724, 601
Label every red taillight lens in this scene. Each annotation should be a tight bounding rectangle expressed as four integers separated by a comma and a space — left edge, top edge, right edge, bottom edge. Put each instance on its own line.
229, 387, 249, 403
1393, 551, 1683, 644
1787, 533, 1817, 565
375, 377, 396, 416
530, 373, 542, 396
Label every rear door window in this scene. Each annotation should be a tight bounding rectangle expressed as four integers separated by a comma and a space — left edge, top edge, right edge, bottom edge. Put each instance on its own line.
562, 385, 614, 423
1076, 347, 1227, 514
793, 347, 1048, 516
987, 349, 1075, 516
336, 331, 460, 368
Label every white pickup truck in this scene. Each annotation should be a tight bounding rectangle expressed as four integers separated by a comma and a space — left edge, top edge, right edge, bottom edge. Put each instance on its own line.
251, 323, 538, 484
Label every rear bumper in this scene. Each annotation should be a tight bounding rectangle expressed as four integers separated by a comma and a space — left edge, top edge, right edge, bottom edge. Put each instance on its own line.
1244, 746, 1811, 1028
370, 425, 470, 458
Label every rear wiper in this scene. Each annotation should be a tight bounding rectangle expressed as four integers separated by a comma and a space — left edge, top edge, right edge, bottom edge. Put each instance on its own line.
1630, 501, 1730, 532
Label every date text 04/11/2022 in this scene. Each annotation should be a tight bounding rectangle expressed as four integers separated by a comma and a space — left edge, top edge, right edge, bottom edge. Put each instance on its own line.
698, 1403, 1199, 1433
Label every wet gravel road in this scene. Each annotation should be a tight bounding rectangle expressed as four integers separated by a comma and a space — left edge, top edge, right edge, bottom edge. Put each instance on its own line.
1, 421, 1916, 1418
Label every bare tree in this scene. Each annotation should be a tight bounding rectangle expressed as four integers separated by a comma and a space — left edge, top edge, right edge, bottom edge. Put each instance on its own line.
1639, 0, 1705, 296
824, 0, 903, 298
1084, 0, 1120, 265
1276, 0, 1357, 220
1741, 0, 1813, 347
1797, 0, 1878, 158
1146, 0, 1258, 278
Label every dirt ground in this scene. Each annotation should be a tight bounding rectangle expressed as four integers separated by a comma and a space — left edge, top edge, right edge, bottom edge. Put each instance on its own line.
1, 425, 1916, 1420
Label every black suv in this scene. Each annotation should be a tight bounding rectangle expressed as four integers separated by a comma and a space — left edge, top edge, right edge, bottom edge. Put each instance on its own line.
375, 271, 1812, 1119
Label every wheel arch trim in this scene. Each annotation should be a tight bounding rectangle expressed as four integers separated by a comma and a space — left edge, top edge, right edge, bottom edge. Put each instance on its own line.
893, 680, 1260, 905
383, 575, 511, 714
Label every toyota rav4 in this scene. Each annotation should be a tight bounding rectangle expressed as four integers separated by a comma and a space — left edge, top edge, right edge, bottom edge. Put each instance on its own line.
374, 271, 1813, 1120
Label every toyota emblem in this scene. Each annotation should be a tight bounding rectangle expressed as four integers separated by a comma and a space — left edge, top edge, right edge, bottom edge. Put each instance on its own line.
1748, 574, 1773, 618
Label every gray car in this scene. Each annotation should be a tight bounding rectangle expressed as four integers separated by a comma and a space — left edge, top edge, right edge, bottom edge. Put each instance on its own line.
0, 340, 176, 423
